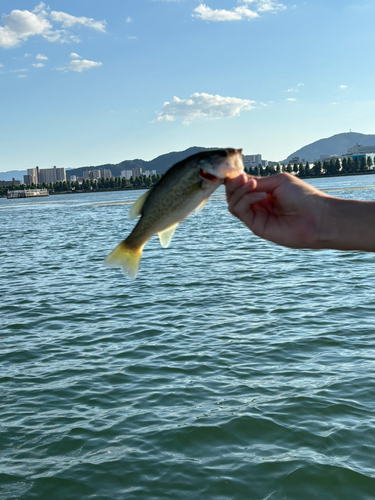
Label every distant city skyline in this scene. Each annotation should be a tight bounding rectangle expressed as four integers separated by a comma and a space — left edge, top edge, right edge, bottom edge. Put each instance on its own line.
1, 0, 375, 172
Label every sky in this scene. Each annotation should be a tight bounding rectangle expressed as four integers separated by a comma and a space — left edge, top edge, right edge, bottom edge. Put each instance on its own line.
1, 0, 375, 173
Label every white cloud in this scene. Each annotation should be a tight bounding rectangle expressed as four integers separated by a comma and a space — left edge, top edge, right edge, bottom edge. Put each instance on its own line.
0, 4, 106, 48
247, 0, 286, 13
157, 114, 175, 121
340, 85, 347, 89
193, 4, 259, 21
57, 58, 103, 73
0, 63, 3, 67
286, 82, 304, 92
18, 74, 27, 78
50, 11, 106, 32
126, 17, 133, 23
33, 62, 45, 67
36, 53, 48, 60
128, 36, 138, 40
0, 6, 52, 47
70, 52, 81, 58
193, 0, 286, 21
155, 92, 255, 124
286, 98, 297, 101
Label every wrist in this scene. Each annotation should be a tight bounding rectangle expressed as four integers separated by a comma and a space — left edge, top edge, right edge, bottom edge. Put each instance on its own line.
317, 196, 375, 251
315, 196, 340, 249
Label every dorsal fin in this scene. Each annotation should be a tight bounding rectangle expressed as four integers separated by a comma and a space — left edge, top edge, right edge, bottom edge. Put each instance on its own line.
128, 190, 150, 220
158, 223, 179, 248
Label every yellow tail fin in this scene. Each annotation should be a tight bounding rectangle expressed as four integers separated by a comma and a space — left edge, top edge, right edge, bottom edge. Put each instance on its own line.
104, 240, 143, 280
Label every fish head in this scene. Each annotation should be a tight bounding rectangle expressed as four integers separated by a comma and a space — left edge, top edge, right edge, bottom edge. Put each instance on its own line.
198, 149, 244, 183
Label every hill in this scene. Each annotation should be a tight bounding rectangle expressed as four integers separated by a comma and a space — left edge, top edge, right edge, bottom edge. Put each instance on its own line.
66, 146, 217, 179
4, 136, 375, 181
0, 147, 217, 181
284, 132, 375, 162
0, 170, 27, 181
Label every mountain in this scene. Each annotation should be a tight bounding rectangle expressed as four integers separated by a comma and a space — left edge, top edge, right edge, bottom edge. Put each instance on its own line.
284, 132, 375, 162
0, 147, 217, 181
146, 147, 217, 173
0, 170, 27, 181
3, 136, 375, 180
66, 146, 217, 179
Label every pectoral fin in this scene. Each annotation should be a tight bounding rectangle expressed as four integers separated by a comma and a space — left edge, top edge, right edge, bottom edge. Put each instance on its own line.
194, 197, 209, 215
128, 191, 150, 220
158, 223, 178, 248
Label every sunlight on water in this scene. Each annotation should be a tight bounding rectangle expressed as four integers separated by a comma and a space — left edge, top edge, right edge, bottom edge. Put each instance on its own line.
1, 176, 375, 499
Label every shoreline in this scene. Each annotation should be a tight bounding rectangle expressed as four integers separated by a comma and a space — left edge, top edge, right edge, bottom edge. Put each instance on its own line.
2, 171, 375, 198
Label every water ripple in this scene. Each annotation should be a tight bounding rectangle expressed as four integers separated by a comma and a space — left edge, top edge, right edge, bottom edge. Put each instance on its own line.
1, 178, 375, 499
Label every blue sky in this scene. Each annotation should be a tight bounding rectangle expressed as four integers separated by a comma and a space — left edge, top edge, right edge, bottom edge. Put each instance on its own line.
1, 0, 375, 172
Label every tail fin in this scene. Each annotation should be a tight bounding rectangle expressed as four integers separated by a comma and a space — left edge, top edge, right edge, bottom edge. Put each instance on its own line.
104, 240, 143, 280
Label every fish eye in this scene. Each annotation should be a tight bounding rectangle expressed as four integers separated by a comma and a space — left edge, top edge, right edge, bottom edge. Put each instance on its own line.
217, 150, 227, 157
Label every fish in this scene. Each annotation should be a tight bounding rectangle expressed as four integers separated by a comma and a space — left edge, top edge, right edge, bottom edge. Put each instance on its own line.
104, 148, 244, 279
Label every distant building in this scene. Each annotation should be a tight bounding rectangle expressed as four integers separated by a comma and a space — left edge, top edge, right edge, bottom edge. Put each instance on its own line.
121, 169, 133, 179
39, 166, 66, 184
23, 166, 66, 185
83, 169, 101, 180
132, 167, 142, 178
348, 153, 375, 168
347, 143, 375, 155
24, 168, 39, 185
0, 178, 22, 187
289, 156, 300, 164
120, 167, 146, 179
23, 175, 33, 185
320, 155, 340, 162
243, 154, 263, 168
342, 144, 375, 168
142, 170, 157, 178
70, 175, 77, 182
100, 169, 113, 179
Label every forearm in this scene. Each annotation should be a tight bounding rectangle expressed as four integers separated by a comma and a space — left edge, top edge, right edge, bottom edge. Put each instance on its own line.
318, 196, 375, 251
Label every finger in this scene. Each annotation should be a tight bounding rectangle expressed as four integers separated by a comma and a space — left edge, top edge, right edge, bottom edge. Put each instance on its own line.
227, 178, 260, 212
225, 174, 254, 196
228, 193, 265, 231
225, 175, 256, 204
229, 191, 267, 215
229, 193, 267, 232
228, 185, 267, 214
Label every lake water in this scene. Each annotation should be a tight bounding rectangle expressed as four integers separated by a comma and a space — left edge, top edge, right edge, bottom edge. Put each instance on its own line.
1, 175, 375, 500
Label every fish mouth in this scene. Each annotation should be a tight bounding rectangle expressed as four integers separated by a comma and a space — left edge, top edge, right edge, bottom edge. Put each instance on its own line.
199, 149, 244, 181
218, 149, 244, 179
199, 168, 221, 182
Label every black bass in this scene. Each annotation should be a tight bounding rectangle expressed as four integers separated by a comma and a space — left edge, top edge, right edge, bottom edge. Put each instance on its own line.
104, 148, 244, 279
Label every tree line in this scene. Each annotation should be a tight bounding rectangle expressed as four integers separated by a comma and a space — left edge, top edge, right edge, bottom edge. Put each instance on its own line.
0, 173, 162, 196
246, 155, 374, 178
1, 157, 374, 196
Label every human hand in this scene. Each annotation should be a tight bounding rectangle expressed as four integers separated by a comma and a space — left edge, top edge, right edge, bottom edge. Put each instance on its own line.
225, 173, 329, 249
